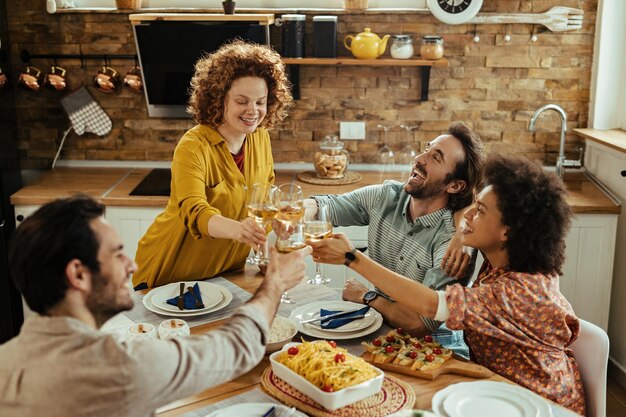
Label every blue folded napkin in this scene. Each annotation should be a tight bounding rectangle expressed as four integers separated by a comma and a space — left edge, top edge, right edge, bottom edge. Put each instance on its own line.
166, 283, 203, 310
320, 306, 370, 329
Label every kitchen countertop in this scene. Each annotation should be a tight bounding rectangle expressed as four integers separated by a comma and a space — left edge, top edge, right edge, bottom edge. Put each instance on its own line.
10, 167, 621, 214
574, 128, 626, 154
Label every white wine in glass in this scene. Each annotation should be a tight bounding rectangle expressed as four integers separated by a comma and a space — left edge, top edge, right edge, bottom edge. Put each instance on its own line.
274, 183, 305, 303
246, 183, 277, 266
304, 204, 332, 285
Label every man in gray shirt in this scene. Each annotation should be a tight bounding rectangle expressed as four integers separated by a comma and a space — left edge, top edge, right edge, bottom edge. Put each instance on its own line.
311, 121, 483, 355
0, 195, 310, 417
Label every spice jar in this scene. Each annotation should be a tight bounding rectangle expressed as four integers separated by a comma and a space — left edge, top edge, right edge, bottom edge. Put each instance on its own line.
420, 35, 444, 60
390, 35, 414, 59
314, 135, 349, 179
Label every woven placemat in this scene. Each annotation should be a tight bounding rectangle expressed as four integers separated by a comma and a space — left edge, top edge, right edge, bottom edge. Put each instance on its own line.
297, 171, 362, 186
261, 367, 415, 417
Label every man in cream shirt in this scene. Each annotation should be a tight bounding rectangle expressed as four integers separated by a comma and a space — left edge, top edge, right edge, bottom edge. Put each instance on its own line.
0, 195, 310, 417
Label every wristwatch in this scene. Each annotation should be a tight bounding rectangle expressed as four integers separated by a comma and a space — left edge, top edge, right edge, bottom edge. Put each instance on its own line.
344, 248, 358, 267
362, 290, 379, 305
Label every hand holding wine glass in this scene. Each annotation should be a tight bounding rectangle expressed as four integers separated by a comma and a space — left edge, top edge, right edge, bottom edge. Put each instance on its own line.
274, 183, 305, 303
304, 203, 332, 285
246, 183, 278, 266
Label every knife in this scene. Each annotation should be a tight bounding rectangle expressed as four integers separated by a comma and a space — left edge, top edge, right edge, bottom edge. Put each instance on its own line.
299, 308, 369, 324
177, 282, 185, 310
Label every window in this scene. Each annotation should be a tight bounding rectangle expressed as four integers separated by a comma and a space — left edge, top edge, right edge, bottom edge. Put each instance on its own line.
589, 0, 626, 129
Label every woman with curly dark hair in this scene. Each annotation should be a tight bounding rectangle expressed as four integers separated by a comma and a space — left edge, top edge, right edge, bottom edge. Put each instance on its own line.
133, 40, 293, 289
310, 155, 585, 414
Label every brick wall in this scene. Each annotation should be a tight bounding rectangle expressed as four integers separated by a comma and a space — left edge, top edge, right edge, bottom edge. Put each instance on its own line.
4, 0, 596, 169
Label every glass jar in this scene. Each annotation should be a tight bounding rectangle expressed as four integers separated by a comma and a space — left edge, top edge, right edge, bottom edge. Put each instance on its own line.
420, 35, 444, 60
314, 135, 349, 179
390, 35, 414, 59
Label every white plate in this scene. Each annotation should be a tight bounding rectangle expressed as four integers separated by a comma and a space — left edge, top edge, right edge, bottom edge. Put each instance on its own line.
204, 402, 306, 417
149, 281, 224, 313
142, 284, 233, 317
433, 381, 552, 417
289, 302, 383, 340
443, 387, 538, 417
298, 300, 377, 333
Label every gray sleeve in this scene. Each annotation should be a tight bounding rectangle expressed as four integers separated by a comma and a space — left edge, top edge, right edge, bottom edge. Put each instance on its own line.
420, 234, 475, 331
125, 303, 269, 410
312, 184, 384, 227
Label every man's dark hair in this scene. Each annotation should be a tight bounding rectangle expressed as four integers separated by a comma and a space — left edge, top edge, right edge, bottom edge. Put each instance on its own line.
485, 155, 572, 275
446, 121, 484, 211
9, 195, 105, 314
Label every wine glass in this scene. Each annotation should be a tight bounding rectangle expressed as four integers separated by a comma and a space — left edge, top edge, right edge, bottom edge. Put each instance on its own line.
377, 124, 396, 165
274, 183, 305, 303
246, 183, 278, 266
399, 124, 418, 179
304, 204, 332, 285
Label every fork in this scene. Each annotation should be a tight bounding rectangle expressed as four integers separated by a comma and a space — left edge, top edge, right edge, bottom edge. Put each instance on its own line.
468, 6, 583, 32
187, 286, 205, 309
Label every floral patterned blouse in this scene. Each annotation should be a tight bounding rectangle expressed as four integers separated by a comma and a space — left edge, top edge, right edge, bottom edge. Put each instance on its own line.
445, 263, 586, 415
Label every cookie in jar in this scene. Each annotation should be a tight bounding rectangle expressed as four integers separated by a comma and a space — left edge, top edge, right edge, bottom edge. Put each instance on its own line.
314, 135, 349, 179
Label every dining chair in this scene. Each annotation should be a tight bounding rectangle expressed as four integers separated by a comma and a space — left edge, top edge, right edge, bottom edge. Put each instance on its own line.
569, 318, 610, 417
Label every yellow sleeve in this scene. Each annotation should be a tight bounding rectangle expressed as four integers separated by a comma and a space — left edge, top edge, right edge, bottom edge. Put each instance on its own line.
171, 133, 221, 240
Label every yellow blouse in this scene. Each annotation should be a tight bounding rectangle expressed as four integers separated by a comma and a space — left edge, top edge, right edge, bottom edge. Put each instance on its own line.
132, 125, 274, 288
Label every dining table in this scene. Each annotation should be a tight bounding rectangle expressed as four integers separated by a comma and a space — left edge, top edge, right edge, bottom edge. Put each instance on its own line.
112, 264, 583, 417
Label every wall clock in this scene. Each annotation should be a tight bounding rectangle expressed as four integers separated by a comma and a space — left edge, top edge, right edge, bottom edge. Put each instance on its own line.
427, 0, 484, 24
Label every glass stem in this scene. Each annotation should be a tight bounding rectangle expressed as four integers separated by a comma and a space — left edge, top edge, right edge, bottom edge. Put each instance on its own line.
315, 261, 322, 278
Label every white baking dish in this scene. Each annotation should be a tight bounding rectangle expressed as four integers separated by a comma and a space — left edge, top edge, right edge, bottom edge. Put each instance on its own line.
269, 342, 384, 410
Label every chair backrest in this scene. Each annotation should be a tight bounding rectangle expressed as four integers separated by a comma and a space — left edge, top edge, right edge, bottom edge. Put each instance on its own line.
569, 318, 610, 417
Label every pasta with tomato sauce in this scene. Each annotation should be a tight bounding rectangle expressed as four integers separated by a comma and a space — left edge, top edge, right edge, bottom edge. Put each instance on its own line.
275, 340, 379, 392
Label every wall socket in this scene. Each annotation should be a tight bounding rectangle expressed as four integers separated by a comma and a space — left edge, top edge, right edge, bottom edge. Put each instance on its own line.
340, 121, 366, 140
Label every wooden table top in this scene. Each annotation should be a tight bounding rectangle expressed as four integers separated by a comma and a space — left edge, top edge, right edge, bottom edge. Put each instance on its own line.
151, 266, 578, 417
10, 167, 622, 214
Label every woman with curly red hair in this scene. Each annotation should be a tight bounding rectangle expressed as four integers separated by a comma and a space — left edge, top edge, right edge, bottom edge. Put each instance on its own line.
133, 40, 293, 289
310, 155, 585, 414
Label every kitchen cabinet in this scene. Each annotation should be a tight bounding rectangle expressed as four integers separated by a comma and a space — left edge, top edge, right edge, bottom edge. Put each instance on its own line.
104, 207, 162, 262
583, 137, 626, 368
560, 213, 617, 330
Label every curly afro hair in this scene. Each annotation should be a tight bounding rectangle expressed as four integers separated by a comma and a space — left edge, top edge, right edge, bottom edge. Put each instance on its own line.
187, 39, 293, 128
484, 155, 572, 275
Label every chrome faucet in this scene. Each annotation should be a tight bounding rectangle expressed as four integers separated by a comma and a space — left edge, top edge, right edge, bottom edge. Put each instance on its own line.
528, 104, 582, 178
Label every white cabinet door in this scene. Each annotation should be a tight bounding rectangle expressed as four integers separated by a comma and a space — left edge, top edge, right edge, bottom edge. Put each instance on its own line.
14, 205, 40, 226
105, 207, 162, 261
560, 214, 618, 331
584, 139, 626, 365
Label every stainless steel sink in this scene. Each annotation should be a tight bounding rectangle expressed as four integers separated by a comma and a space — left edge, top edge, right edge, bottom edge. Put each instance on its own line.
130, 168, 171, 196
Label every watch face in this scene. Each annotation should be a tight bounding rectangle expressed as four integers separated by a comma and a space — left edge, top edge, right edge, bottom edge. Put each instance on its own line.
428, 0, 483, 24
363, 291, 378, 303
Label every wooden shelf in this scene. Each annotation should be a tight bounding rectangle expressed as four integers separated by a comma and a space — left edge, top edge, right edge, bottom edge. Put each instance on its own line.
282, 57, 448, 67
129, 13, 275, 25
281, 57, 448, 101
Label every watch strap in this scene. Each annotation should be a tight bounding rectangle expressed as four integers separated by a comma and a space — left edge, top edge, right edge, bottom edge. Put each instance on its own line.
344, 248, 358, 267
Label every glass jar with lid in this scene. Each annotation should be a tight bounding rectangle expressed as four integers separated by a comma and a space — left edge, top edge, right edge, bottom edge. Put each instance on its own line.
390, 35, 414, 59
420, 35, 444, 60
314, 135, 349, 179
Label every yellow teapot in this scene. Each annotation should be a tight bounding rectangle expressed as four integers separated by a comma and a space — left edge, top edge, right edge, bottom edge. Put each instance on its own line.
344, 28, 390, 59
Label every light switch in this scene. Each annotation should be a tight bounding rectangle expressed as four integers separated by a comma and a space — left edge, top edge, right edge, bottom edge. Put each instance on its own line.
340, 121, 366, 140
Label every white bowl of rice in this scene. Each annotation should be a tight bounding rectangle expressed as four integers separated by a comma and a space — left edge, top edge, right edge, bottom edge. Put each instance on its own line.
266, 316, 298, 353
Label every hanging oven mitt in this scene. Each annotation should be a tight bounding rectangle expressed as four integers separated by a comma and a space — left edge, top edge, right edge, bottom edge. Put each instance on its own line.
60, 86, 112, 136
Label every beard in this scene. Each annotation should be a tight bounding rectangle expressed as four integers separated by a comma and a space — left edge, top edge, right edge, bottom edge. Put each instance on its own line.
86, 271, 134, 328
404, 178, 450, 200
